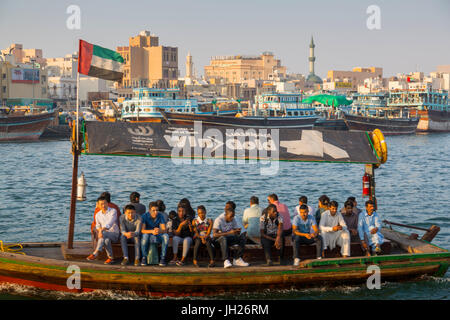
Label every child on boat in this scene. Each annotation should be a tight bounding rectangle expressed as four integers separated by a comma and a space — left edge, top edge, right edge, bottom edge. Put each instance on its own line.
192, 205, 215, 268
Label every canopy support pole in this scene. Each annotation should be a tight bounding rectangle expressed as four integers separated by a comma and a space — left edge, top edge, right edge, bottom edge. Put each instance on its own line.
68, 71, 80, 249
365, 164, 377, 210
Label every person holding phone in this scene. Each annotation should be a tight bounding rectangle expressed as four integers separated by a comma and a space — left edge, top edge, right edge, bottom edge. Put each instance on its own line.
213, 206, 249, 268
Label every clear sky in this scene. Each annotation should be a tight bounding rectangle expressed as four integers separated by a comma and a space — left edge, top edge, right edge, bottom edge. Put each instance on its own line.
1, 0, 449, 78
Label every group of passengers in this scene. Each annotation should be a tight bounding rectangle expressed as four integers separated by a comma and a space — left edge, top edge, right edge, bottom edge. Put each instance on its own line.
86, 191, 385, 268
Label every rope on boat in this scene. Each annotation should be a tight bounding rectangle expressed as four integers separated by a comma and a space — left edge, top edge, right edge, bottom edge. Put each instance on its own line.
0, 240, 26, 255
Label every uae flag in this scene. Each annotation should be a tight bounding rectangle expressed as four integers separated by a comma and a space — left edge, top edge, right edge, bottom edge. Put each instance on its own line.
78, 40, 124, 81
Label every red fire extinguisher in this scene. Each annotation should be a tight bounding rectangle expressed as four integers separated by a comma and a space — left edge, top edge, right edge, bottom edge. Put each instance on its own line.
362, 173, 371, 197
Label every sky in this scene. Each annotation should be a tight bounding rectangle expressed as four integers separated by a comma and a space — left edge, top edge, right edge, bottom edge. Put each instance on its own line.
1, 0, 449, 78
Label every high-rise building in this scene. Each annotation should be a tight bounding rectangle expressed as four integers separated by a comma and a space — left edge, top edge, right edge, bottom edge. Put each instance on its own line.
117, 30, 179, 89
204, 52, 286, 84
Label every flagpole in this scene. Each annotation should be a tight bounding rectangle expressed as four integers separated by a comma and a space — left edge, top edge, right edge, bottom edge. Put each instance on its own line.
67, 48, 81, 250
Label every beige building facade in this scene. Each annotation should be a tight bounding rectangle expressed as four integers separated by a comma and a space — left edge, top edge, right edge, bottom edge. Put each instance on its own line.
204, 52, 287, 84
0, 60, 48, 104
1, 44, 46, 66
117, 30, 179, 89
325, 67, 383, 91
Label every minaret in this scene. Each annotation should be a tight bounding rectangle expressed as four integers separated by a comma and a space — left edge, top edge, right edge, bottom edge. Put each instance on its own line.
308, 36, 315, 76
186, 52, 193, 79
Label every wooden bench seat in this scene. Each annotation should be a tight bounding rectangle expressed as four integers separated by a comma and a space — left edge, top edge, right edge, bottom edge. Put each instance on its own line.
95, 236, 391, 262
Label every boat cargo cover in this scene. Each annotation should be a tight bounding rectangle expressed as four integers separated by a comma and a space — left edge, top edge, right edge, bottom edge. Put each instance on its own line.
82, 121, 380, 164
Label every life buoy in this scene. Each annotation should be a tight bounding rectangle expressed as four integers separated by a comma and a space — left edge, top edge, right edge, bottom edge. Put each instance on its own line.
373, 129, 387, 164
262, 103, 269, 109
170, 108, 175, 112
370, 129, 387, 166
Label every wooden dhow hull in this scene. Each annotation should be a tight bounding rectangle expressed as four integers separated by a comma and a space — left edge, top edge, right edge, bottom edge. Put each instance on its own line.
415, 109, 450, 132
162, 112, 318, 129
0, 229, 448, 297
343, 114, 419, 135
0, 111, 56, 142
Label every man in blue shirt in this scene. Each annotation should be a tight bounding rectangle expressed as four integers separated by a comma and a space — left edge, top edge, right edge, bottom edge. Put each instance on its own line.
358, 200, 384, 256
141, 201, 169, 266
292, 205, 323, 266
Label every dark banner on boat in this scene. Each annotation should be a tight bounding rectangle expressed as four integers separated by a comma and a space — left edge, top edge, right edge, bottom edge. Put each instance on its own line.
83, 121, 379, 164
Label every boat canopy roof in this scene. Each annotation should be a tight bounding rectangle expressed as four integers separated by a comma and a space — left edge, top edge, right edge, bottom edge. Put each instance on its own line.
81, 121, 380, 164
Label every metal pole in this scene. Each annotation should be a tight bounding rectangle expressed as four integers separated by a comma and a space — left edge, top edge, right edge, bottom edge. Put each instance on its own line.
68, 71, 80, 249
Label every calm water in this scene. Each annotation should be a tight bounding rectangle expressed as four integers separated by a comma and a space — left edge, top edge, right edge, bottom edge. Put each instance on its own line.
0, 133, 449, 299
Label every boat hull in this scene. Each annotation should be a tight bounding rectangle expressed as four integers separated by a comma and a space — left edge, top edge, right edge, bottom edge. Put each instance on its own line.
415, 109, 450, 132
343, 114, 419, 135
0, 112, 56, 142
0, 230, 448, 297
163, 112, 318, 129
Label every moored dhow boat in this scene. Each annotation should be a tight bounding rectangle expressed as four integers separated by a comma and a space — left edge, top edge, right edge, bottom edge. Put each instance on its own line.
0, 107, 57, 142
0, 121, 449, 297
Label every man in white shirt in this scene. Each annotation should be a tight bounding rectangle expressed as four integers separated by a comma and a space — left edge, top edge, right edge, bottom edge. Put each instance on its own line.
242, 196, 262, 241
87, 196, 120, 264
319, 200, 350, 258
213, 207, 249, 268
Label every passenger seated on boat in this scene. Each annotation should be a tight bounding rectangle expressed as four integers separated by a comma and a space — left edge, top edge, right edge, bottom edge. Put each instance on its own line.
119, 204, 142, 266
87, 196, 120, 265
292, 205, 323, 266
165, 210, 177, 237
213, 207, 249, 268
267, 194, 292, 263
170, 206, 194, 266
90, 192, 122, 245
314, 195, 330, 225
341, 200, 360, 242
260, 204, 284, 266
124, 192, 146, 216
242, 196, 262, 241
319, 201, 351, 258
340, 196, 362, 216
358, 200, 384, 256
156, 200, 168, 223
294, 196, 314, 219
140, 202, 169, 267
192, 205, 215, 268
177, 198, 195, 221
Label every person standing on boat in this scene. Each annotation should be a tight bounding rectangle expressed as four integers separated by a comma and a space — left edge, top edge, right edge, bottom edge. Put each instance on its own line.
124, 192, 146, 216
341, 200, 360, 242
267, 194, 291, 264
358, 200, 384, 255
87, 196, 120, 265
192, 205, 215, 268
314, 195, 330, 225
319, 201, 351, 258
242, 196, 263, 241
292, 205, 323, 266
119, 204, 142, 266
213, 207, 249, 268
170, 206, 194, 266
260, 204, 284, 266
140, 202, 170, 266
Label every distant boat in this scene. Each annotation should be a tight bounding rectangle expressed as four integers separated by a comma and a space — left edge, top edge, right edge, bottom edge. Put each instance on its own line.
344, 93, 419, 135
0, 108, 56, 142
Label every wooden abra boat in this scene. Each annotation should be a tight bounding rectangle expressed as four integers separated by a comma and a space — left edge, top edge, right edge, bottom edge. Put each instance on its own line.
343, 114, 419, 136
0, 109, 56, 142
0, 119, 449, 297
0, 226, 448, 296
